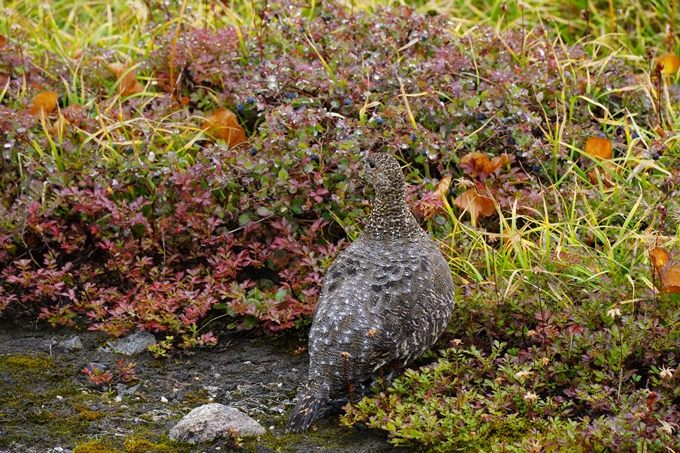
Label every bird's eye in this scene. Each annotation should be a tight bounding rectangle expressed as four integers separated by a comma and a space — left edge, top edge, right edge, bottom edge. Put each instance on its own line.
369, 161, 376, 168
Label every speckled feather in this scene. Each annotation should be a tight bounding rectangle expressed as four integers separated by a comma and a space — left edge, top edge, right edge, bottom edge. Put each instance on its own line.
287, 153, 455, 432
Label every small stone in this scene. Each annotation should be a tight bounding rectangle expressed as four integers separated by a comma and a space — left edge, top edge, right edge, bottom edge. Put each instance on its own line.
60, 335, 83, 351
161, 396, 168, 403
107, 331, 156, 356
169, 403, 266, 443
117, 383, 140, 397
85, 362, 107, 374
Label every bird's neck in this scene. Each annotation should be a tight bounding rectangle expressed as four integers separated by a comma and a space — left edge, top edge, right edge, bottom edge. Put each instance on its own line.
363, 191, 422, 239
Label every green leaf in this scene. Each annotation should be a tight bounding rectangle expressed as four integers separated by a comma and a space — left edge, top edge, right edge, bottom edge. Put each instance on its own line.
242, 315, 259, 330
238, 213, 251, 225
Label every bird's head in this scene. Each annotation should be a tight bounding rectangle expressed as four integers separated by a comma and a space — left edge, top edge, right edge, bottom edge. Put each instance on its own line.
362, 153, 405, 197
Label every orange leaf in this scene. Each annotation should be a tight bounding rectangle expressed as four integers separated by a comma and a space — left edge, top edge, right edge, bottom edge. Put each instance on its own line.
659, 262, 680, 294
107, 62, 144, 96
48, 115, 68, 137
650, 247, 670, 270
453, 189, 495, 226
459, 152, 489, 175
0, 35, 7, 48
202, 108, 247, 147
584, 137, 612, 160
587, 168, 614, 188
28, 91, 59, 116
460, 152, 509, 175
658, 54, 680, 75
435, 175, 452, 201
488, 153, 510, 173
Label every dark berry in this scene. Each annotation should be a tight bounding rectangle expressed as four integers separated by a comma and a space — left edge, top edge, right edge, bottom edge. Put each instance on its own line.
311, 153, 320, 162
152, 172, 161, 179
409, 133, 417, 141
507, 137, 516, 146
249, 148, 258, 156
322, 15, 332, 22
476, 112, 487, 121
58, 95, 67, 108
237, 103, 245, 112
299, 27, 305, 33
598, 132, 606, 138
632, 132, 640, 139
344, 98, 352, 106
288, 92, 297, 100
124, 146, 134, 155
376, 117, 384, 125
247, 96, 255, 104
420, 35, 427, 41
532, 164, 541, 173
652, 152, 660, 160
421, 149, 427, 157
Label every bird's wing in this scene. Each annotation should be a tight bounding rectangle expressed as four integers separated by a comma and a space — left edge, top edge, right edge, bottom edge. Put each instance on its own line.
310, 237, 454, 375
363, 238, 455, 366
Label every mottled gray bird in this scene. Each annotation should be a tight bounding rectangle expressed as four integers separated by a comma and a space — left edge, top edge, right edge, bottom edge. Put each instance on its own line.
287, 153, 455, 432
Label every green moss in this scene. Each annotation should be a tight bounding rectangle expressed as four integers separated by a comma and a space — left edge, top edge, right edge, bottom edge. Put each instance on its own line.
239, 423, 363, 453
123, 437, 187, 453
1, 355, 54, 370
73, 441, 124, 453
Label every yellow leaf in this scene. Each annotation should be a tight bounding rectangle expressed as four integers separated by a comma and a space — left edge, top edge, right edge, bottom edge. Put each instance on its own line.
107, 62, 144, 96
659, 261, 680, 294
29, 91, 59, 116
658, 54, 680, 75
650, 247, 670, 270
453, 189, 495, 226
435, 175, 452, 201
584, 137, 612, 160
202, 108, 247, 147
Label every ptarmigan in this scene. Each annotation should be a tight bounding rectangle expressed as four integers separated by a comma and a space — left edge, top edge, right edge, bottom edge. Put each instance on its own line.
286, 153, 455, 432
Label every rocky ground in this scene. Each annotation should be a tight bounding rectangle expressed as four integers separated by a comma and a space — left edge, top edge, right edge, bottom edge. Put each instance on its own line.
0, 320, 412, 453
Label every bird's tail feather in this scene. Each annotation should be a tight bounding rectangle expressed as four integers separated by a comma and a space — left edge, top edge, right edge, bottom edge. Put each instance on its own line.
286, 384, 327, 433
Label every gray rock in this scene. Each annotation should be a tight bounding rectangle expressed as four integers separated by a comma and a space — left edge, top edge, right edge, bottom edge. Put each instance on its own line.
168, 403, 266, 443
107, 331, 156, 355
85, 362, 107, 374
60, 335, 82, 351
116, 383, 140, 397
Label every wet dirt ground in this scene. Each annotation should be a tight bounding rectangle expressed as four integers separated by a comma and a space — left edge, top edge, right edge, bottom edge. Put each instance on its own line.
0, 320, 413, 453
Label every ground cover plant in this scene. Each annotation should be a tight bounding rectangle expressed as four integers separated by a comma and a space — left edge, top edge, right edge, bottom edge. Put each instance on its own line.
1, 0, 679, 450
